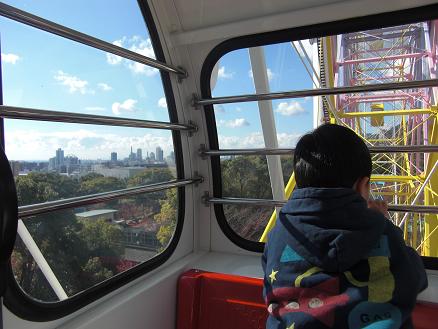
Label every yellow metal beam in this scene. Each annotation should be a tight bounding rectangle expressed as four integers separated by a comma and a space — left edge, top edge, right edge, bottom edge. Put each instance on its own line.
371, 175, 423, 182
340, 108, 435, 118
402, 115, 415, 189
372, 192, 409, 196
423, 116, 438, 257
368, 138, 400, 143
259, 173, 296, 243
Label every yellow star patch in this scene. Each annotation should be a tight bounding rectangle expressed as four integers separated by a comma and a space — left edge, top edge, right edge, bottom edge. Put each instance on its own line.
286, 323, 295, 329
269, 269, 278, 283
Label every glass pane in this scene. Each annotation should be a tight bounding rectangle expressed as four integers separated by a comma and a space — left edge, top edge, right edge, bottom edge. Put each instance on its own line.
12, 188, 178, 302
1, 0, 151, 50
2, 0, 182, 306
1, 6, 167, 120
5, 120, 176, 206
211, 19, 438, 257
224, 204, 273, 242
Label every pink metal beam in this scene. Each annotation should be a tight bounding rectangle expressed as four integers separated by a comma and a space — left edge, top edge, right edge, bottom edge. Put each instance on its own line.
345, 92, 423, 102
339, 52, 429, 65
345, 31, 417, 44
350, 75, 413, 84
344, 46, 411, 59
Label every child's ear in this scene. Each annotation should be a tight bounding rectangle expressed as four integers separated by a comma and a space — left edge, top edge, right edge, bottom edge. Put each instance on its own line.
354, 177, 370, 200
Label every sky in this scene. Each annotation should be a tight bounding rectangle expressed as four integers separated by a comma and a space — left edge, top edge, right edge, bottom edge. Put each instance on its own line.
0, 0, 314, 161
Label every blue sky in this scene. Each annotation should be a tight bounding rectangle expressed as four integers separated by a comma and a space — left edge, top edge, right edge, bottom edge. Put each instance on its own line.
0, 0, 314, 160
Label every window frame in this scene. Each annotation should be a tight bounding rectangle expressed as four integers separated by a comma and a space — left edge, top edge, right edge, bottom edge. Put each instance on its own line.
200, 3, 438, 269
3, 0, 187, 320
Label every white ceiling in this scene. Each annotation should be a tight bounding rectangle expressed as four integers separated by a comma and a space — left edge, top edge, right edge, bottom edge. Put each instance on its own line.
159, 0, 438, 46
172, 0, 345, 31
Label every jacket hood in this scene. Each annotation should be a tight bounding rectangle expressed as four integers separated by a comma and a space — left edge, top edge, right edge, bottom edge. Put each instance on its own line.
277, 187, 386, 272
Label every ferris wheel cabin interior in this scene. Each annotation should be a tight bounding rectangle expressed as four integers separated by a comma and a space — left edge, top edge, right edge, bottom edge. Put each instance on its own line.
0, 0, 438, 328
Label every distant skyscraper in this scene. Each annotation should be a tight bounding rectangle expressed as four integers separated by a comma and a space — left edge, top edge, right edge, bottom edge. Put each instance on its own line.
129, 146, 136, 161
49, 157, 56, 171
156, 146, 164, 162
111, 152, 117, 162
149, 152, 155, 161
55, 148, 64, 166
137, 148, 142, 161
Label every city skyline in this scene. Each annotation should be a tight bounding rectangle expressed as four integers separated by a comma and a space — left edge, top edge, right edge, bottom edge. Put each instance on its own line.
9, 145, 173, 162
10, 145, 175, 177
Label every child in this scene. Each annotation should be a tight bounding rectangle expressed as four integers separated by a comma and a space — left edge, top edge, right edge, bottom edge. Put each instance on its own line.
262, 124, 427, 329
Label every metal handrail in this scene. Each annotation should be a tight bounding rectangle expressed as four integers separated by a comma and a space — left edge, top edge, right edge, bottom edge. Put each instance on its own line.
200, 145, 438, 157
205, 197, 438, 214
0, 106, 196, 131
19, 178, 202, 218
0, 2, 187, 77
194, 79, 438, 106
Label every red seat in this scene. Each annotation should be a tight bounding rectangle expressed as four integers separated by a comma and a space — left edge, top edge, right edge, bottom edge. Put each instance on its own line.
412, 302, 438, 329
177, 269, 438, 329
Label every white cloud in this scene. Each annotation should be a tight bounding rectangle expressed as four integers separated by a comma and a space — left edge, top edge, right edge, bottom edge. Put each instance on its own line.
218, 132, 300, 149
84, 106, 106, 112
275, 101, 306, 116
6, 129, 174, 161
112, 99, 137, 115
217, 66, 234, 79
248, 68, 275, 81
98, 83, 112, 91
158, 97, 167, 109
106, 36, 158, 76
54, 70, 92, 94
1, 53, 20, 64
218, 118, 250, 128
106, 40, 124, 65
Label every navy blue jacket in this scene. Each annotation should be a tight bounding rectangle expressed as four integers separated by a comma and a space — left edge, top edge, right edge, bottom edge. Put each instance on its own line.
262, 188, 427, 329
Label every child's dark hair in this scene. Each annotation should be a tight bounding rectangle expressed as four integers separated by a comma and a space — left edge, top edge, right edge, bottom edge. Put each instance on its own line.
293, 124, 372, 188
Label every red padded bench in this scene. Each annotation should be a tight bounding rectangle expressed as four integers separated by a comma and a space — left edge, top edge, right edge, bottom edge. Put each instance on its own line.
177, 269, 438, 329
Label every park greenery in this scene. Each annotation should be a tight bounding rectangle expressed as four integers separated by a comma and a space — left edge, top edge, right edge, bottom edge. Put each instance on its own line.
12, 155, 292, 301
12, 168, 176, 301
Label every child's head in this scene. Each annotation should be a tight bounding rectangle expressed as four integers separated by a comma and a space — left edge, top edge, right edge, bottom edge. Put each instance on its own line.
293, 124, 372, 198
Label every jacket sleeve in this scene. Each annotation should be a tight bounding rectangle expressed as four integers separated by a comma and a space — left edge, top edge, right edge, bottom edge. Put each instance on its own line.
388, 221, 428, 294
405, 246, 428, 293
261, 242, 269, 301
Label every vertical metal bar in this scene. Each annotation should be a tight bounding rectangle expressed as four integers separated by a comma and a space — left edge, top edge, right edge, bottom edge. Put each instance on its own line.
17, 220, 68, 300
248, 47, 285, 205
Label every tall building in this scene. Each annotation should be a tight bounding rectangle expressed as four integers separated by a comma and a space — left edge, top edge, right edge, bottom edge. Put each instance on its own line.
129, 146, 136, 161
156, 146, 164, 162
111, 152, 117, 162
64, 155, 80, 174
136, 148, 142, 161
55, 148, 64, 166
49, 157, 56, 171
149, 152, 155, 161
